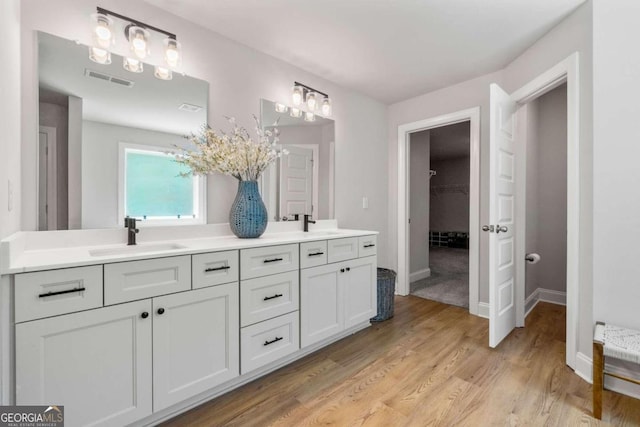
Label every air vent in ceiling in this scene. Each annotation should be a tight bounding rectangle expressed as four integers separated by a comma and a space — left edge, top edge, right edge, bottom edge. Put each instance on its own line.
178, 103, 203, 113
84, 69, 135, 88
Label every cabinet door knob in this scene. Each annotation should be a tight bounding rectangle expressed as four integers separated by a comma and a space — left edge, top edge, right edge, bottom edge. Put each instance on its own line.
157, 308, 165, 315
340, 268, 345, 273
346, 267, 351, 272
141, 312, 149, 319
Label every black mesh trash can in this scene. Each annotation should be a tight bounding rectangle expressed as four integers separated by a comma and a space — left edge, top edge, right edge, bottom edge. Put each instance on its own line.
370, 268, 396, 322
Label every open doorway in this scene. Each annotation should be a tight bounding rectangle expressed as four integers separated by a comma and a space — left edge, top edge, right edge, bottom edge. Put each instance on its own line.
409, 122, 471, 309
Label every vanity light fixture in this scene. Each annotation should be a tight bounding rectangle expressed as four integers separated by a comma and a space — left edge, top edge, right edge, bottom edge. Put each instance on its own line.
292, 82, 332, 117
290, 107, 302, 118
89, 7, 182, 80
304, 111, 316, 122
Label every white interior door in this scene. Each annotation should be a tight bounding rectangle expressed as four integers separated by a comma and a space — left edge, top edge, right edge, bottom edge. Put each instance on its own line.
279, 145, 313, 218
488, 83, 517, 348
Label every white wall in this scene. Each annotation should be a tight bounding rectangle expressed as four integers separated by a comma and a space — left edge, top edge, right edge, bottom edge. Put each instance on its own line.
0, 0, 22, 241
81, 121, 187, 229
409, 130, 430, 276
525, 85, 568, 298
39, 102, 69, 229
19, 0, 390, 267
430, 156, 470, 232
592, 1, 640, 330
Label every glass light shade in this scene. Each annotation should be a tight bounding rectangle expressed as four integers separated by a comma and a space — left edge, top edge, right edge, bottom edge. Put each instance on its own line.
128, 26, 150, 60
275, 103, 288, 113
123, 57, 143, 73
91, 13, 114, 49
164, 38, 181, 68
321, 97, 332, 116
306, 91, 318, 111
304, 112, 316, 122
154, 66, 173, 81
290, 107, 302, 118
291, 86, 304, 106
88, 46, 111, 64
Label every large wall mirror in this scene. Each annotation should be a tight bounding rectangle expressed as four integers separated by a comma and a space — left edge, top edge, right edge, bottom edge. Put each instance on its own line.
260, 99, 335, 221
37, 31, 208, 230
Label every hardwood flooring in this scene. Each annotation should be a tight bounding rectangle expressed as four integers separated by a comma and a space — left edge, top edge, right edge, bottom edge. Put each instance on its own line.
162, 297, 640, 426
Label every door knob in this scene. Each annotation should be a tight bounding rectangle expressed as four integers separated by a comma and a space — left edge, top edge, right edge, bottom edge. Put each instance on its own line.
496, 225, 508, 233
482, 225, 494, 232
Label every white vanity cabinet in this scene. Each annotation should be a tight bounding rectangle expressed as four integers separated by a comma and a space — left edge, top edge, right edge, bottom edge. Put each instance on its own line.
301, 236, 377, 348
16, 299, 153, 427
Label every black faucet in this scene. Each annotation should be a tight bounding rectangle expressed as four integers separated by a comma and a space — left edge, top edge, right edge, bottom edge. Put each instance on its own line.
303, 214, 316, 232
124, 217, 139, 245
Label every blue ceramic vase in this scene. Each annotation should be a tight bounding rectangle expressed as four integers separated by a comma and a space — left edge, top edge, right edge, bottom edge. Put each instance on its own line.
229, 180, 267, 238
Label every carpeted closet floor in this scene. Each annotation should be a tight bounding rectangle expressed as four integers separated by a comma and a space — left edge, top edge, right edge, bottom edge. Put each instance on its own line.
410, 247, 469, 308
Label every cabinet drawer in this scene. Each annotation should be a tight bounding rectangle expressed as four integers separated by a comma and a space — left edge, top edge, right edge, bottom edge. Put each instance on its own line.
192, 250, 239, 289
327, 238, 359, 264
104, 256, 191, 305
241, 271, 299, 327
300, 241, 328, 269
240, 244, 299, 280
15, 266, 103, 323
358, 235, 377, 258
241, 311, 299, 374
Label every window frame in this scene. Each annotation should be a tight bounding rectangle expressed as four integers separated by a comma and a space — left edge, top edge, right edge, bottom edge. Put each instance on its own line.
117, 142, 207, 227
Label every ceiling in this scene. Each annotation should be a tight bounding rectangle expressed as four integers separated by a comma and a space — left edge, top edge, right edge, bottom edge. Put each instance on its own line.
144, 0, 585, 104
38, 32, 207, 135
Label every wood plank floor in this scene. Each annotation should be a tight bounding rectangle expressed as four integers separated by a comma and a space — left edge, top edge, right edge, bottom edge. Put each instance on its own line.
162, 297, 640, 426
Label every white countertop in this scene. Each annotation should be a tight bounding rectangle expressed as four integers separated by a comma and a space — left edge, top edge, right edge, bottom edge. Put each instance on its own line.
1, 226, 377, 274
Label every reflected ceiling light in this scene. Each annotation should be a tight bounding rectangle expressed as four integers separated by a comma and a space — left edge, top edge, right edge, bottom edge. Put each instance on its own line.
164, 38, 181, 68
290, 107, 302, 118
275, 103, 288, 113
304, 112, 315, 122
291, 85, 304, 106
88, 46, 111, 64
123, 57, 143, 73
321, 98, 332, 117
154, 66, 173, 81
91, 13, 114, 49
89, 7, 182, 80
292, 81, 332, 117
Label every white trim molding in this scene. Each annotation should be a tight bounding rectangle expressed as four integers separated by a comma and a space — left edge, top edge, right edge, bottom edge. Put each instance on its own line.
409, 268, 431, 283
574, 352, 640, 400
397, 107, 481, 317
525, 288, 567, 317
477, 302, 490, 319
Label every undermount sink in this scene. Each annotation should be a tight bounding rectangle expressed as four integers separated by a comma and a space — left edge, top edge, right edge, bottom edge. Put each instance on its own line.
89, 243, 186, 257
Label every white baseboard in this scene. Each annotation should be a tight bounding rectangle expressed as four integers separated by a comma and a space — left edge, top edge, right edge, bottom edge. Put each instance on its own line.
477, 302, 489, 319
573, 352, 640, 400
410, 268, 431, 283
525, 287, 567, 318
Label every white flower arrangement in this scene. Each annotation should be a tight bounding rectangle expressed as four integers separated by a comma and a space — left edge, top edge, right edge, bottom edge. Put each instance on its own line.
175, 116, 288, 181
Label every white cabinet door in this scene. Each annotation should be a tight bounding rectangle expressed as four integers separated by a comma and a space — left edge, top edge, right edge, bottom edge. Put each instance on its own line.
153, 284, 239, 411
344, 256, 377, 328
300, 263, 344, 347
16, 300, 153, 427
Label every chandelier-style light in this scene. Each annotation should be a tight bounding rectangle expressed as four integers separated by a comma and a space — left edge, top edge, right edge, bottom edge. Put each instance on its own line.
88, 7, 182, 81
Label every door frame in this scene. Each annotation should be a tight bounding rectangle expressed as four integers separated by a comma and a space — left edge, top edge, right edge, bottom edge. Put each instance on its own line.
511, 52, 580, 369
397, 107, 481, 316
38, 125, 57, 230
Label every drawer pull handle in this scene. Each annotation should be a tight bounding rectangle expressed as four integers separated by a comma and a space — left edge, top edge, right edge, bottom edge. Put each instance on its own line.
264, 336, 283, 346
38, 287, 86, 298
364, 244, 376, 248
205, 265, 231, 272
264, 257, 283, 263
308, 252, 324, 257
263, 293, 283, 301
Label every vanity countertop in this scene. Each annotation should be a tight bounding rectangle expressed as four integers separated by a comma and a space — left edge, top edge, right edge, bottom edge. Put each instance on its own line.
1, 227, 378, 274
